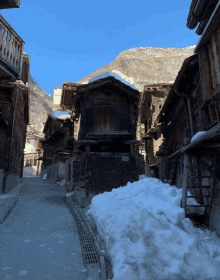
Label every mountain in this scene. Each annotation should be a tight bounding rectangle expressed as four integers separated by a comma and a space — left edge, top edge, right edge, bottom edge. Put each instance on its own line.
25, 45, 196, 141
77, 45, 196, 92
26, 73, 53, 138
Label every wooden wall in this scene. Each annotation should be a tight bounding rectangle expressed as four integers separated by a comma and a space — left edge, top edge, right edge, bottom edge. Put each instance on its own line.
198, 26, 220, 102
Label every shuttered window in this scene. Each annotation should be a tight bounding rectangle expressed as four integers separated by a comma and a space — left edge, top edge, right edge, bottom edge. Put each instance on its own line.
96, 105, 118, 131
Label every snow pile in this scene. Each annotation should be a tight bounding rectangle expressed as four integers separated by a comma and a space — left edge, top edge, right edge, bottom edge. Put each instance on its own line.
57, 179, 66, 187
86, 177, 220, 280
191, 131, 207, 143
66, 191, 75, 197
88, 71, 138, 90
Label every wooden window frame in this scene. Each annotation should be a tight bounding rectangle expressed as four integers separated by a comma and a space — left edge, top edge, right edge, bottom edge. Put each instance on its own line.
94, 102, 119, 132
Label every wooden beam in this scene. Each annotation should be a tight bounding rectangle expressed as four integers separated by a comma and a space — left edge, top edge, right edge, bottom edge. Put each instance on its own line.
198, 45, 213, 102
182, 153, 189, 209
211, 29, 220, 84
207, 39, 217, 89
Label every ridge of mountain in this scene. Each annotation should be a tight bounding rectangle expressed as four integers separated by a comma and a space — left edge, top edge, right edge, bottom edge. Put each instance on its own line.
26, 45, 196, 143
77, 45, 196, 92
26, 73, 53, 138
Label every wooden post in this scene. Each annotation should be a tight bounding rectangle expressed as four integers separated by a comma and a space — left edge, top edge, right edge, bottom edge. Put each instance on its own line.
85, 144, 90, 153
182, 153, 189, 209
207, 40, 217, 89
211, 30, 220, 84
198, 45, 213, 102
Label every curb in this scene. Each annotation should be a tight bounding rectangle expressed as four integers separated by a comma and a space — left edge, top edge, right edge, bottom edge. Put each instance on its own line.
63, 187, 107, 280
0, 182, 23, 224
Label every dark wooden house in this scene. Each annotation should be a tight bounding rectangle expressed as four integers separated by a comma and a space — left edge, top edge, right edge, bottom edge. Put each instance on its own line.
39, 114, 73, 178
0, 12, 29, 194
150, 52, 220, 233
60, 76, 145, 205
138, 83, 172, 178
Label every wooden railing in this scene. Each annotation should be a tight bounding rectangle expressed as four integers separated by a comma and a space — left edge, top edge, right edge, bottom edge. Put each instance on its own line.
0, 15, 24, 80
0, 0, 20, 10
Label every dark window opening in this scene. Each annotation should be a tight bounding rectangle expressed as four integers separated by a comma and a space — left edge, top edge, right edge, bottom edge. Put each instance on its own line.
90, 139, 130, 153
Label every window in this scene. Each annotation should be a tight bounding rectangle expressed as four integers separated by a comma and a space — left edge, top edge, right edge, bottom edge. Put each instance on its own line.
96, 104, 118, 131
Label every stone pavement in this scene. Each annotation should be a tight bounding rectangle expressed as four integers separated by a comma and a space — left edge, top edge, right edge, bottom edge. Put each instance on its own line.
0, 177, 88, 280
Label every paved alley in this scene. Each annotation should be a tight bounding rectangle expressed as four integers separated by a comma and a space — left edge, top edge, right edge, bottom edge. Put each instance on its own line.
0, 177, 87, 280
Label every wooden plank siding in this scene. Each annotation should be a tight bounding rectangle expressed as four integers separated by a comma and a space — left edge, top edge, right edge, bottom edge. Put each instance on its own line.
198, 46, 213, 102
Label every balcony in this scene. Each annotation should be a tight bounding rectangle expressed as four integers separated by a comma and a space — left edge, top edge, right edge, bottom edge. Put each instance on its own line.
0, 15, 24, 82
0, 102, 11, 126
0, 0, 20, 9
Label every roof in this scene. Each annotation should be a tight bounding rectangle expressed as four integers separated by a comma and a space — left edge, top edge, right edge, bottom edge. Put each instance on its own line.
168, 123, 220, 160
186, 0, 218, 34
194, 0, 220, 52
155, 54, 198, 125
73, 76, 140, 117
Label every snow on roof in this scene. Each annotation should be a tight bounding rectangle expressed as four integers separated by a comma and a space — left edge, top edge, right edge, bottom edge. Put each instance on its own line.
191, 131, 207, 143
51, 111, 70, 119
88, 71, 138, 90
86, 176, 220, 279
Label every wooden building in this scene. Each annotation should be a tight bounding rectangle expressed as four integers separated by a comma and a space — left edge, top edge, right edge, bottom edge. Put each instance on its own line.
60, 76, 145, 205
175, 0, 220, 233
148, 50, 220, 232
39, 114, 73, 181
0, 12, 29, 194
138, 83, 172, 178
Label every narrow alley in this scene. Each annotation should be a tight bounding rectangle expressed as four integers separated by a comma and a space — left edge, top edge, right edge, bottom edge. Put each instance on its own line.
0, 177, 88, 280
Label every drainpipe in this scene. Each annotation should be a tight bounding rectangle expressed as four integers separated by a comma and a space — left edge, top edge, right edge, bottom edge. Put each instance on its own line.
9, 87, 19, 174
2, 87, 19, 193
174, 88, 194, 137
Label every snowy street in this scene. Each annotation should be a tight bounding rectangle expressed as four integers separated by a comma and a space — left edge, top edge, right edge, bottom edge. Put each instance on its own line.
0, 177, 87, 280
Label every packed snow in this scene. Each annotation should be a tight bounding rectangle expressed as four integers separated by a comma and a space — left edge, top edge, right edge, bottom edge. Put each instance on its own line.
86, 176, 220, 280
191, 131, 207, 143
88, 71, 138, 90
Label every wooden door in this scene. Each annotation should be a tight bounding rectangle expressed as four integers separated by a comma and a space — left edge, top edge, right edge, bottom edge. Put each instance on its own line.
92, 156, 119, 192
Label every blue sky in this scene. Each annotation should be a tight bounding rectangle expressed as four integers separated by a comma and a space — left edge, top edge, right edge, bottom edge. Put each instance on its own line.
1, 0, 199, 96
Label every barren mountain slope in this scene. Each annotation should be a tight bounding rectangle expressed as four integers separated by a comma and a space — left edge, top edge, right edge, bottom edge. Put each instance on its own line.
77, 45, 196, 92
26, 74, 53, 138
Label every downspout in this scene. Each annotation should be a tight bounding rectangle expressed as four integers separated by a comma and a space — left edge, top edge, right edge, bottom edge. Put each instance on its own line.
174, 88, 194, 137
9, 87, 19, 174
2, 86, 19, 193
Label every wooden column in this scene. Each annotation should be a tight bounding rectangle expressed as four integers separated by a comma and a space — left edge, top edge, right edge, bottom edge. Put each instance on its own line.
198, 45, 213, 102
182, 153, 189, 209
207, 40, 217, 89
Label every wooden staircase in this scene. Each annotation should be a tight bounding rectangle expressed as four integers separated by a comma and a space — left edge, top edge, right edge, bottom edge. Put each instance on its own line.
182, 153, 214, 227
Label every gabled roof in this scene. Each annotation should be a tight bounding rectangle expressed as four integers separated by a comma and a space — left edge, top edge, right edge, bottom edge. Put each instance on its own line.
73, 76, 140, 118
